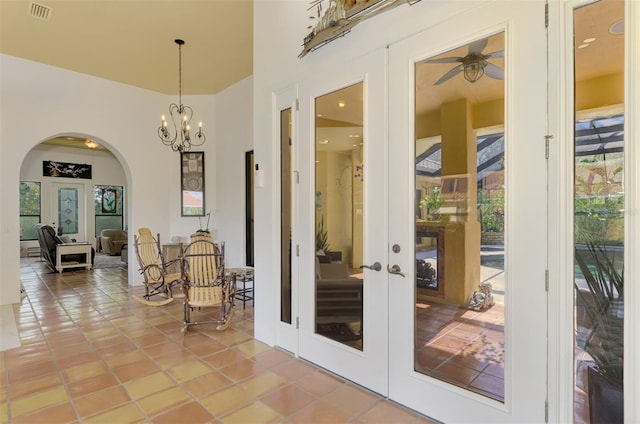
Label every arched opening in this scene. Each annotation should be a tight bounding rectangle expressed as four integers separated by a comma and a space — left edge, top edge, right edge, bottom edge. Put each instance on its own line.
19, 134, 133, 274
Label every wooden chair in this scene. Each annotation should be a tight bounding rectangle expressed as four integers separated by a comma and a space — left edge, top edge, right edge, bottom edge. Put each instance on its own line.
181, 239, 236, 332
132, 228, 182, 306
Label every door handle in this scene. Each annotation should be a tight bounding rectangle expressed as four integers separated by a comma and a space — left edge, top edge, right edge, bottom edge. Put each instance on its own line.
360, 262, 382, 272
387, 264, 406, 278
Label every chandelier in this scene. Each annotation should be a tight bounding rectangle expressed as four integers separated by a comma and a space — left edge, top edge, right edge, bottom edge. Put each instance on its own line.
158, 39, 205, 152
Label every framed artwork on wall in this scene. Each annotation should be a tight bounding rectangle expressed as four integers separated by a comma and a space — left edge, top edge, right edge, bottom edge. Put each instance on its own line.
181, 152, 205, 216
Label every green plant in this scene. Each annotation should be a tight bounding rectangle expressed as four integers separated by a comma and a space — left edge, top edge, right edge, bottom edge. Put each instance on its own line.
419, 187, 442, 220
478, 189, 504, 233
575, 153, 624, 244
574, 195, 624, 243
574, 243, 624, 384
315, 216, 330, 253
198, 211, 212, 233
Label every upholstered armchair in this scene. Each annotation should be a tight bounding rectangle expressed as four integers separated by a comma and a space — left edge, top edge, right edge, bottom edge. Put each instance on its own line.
100, 229, 128, 255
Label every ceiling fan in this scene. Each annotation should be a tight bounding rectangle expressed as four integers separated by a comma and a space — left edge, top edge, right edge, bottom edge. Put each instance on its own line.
426, 38, 504, 85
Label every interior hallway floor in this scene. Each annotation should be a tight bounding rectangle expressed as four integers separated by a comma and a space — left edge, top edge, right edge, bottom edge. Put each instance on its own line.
1, 257, 435, 424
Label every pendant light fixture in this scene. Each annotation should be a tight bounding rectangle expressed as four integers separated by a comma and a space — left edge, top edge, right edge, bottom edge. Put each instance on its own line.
158, 39, 205, 152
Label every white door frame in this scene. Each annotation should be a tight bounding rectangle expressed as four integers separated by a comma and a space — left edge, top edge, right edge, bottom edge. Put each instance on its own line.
273, 85, 299, 355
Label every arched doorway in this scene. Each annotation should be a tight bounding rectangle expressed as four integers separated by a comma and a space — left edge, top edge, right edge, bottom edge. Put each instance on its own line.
19, 135, 131, 271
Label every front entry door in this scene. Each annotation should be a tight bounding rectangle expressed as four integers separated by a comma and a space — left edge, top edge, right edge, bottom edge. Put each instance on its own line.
387, 2, 548, 421
52, 181, 86, 242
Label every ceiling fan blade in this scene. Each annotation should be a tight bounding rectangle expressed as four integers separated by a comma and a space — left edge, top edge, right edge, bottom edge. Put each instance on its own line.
425, 56, 463, 64
468, 38, 488, 55
434, 66, 462, 85
485, 50, 504, 59
484, 62, 504, 80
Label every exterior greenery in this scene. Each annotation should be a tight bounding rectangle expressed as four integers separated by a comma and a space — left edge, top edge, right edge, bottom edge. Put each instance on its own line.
419, 186, 442, 220
19, 181, 41, 241
575, 154, 624, 244
478, 188, 504, 233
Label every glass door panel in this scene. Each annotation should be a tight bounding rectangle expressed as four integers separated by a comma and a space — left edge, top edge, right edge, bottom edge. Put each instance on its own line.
572, 1, 625, 422
314, 83, 364, 350
53, 182, 85, 242
58, 187, 79, 234
414, 33, 505, 402
281, 107, 293, 325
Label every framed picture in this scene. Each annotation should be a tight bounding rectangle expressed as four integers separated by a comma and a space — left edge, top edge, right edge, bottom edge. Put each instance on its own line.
181, 152, 205, 216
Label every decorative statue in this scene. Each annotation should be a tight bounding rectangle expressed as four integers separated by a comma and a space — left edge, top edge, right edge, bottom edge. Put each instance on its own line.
468, 282, 495, 311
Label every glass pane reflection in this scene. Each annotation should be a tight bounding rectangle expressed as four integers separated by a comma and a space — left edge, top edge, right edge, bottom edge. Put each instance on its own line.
314, 83, 364, 350
414, 32, 505, 402
573, 1, 625, 422
281, 108, 292, 324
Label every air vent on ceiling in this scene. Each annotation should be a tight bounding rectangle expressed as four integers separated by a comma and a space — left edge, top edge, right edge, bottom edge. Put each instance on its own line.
28, 2, 52, 21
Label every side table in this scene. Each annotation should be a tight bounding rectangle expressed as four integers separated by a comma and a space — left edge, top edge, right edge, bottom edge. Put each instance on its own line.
227, 267, 254, 309
56, 243, 92, 273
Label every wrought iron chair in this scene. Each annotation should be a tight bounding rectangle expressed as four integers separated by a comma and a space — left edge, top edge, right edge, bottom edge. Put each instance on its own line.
181, 239, 236, 332
132, 228, 182, 306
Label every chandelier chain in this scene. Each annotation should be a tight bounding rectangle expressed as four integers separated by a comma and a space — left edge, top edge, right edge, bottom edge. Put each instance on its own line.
178, 41, 182, 109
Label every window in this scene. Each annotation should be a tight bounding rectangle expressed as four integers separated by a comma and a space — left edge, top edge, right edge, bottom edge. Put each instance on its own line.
19, 181, 41, 241
94, 185, 124, 234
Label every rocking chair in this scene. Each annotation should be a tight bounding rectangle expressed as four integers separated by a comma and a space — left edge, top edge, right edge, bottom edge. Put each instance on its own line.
181, 239, 236, 332
132, 228, 182, 306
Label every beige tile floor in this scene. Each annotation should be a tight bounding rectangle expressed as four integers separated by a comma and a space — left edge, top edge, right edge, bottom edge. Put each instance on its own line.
1, 257, 436, 423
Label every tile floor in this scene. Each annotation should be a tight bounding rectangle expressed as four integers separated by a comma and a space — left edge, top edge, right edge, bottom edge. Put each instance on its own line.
1, 257, 435, 423
414, 302, 505, 402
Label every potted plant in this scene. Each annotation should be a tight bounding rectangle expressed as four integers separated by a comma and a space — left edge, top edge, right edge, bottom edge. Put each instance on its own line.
315, 216, 335, 263
196, 211, 212, 235
574, 243, 624, 424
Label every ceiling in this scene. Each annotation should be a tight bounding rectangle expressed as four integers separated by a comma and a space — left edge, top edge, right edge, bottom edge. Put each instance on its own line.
0, 0, 253, 96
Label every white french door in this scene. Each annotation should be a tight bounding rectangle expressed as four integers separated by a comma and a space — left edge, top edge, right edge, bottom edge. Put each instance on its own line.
52, 181, 86, 242
298, 49, 388, 394
292, 2, 549, 419
387, 1, 548, 421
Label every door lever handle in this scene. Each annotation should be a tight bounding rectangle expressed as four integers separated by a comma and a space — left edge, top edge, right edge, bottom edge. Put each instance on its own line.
360, 262, 382, 272
387, 264, 406, 278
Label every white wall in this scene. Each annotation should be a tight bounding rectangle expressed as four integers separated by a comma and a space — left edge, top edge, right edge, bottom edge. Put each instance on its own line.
0, 54, 248, 305
214, 76, 253, 268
